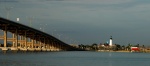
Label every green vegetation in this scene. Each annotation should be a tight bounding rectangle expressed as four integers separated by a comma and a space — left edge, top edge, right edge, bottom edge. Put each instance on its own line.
77, 43, 147, 52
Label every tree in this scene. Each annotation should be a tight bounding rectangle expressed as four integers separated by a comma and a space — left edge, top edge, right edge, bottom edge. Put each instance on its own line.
136, 44, 140, 47
122, 45, 125, 50
85, 45, 91, 50
142, 45, 146, 52
78, 44, 85, 49
91, 43, 98, 50
142, 45, 145, 48
115, 44, 121, 51
126, 43, 132, 51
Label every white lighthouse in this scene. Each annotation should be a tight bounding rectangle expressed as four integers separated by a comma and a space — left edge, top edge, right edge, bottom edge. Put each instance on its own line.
109, 36, 113, 46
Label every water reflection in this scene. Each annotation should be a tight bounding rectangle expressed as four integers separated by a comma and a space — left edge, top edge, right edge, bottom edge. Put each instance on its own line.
108, 52, 112, 66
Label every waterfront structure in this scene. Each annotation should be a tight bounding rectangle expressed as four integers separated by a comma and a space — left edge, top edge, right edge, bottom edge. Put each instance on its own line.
131, 47, 140, 52
0, 17, 83, 52
109, 36, 113, 46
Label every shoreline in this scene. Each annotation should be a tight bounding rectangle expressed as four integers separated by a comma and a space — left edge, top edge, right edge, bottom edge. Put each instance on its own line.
97, 50, 130, 53
96, 50, 150, 53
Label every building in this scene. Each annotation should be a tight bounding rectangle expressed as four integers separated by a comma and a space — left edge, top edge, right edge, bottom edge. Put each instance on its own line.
131, 47, 140, 52
109, 36, 113, 46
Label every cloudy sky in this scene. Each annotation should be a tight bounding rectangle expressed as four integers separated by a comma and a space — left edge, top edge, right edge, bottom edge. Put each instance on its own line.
1, 0, 150, 45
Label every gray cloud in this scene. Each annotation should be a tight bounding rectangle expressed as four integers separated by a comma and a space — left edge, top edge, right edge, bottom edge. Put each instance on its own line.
1, 0, 150, 45
0, 0, 19, 2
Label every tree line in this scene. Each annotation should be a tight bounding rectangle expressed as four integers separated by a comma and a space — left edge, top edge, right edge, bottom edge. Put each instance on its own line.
78, 43, 145, 51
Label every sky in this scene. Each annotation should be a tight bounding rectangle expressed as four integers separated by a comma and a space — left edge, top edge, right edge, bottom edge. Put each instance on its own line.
1, 0, 150, 45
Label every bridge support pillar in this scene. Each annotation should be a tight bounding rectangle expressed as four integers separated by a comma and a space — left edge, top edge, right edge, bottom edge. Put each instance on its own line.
56, 42, 60, 51
39, 41, 42, 49
51, 41, 56, 51
10, 32, 18, 51
46, 40, 50, 51
20, 31, 27, 51
4, 26, 7, 48
24, 31, 27, 51
15, 30, 18, 48
19, 36, 22, 48
29, 38, 35, 51
35, 40, 41, 51
25, 37, 27, 49
46, 44, 50, 51
2, 25, 8, 51
42, 38, 46, 51
12, 33, 15, 47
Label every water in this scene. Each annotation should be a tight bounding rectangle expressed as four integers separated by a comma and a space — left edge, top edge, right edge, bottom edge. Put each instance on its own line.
0, 51, 150, 66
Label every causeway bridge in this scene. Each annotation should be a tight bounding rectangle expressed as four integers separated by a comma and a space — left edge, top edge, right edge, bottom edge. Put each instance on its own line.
0, 17, 82, 52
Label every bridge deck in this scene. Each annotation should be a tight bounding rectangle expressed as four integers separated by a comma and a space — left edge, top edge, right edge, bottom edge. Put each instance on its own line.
0, 17, 83, 51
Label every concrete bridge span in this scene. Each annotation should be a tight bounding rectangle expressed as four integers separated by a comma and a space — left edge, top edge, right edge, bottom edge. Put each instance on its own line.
0, 17, 82, 52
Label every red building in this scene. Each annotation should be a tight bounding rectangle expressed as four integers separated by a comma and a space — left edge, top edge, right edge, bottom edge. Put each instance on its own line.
131, 47, 140, 52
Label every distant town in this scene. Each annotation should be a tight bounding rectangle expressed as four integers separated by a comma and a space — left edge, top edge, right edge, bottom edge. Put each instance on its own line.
70, 36, 150, 53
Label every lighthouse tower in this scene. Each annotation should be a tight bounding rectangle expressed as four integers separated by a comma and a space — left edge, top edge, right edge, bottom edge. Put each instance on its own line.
109, 36, 113, 46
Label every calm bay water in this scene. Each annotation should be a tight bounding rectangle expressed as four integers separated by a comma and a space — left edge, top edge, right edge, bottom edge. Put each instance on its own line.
0, 51, 150, 66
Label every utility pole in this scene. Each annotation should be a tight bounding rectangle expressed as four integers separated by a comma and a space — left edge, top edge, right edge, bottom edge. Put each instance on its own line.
28, 16, 34, 27
5, 7, 13, 19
